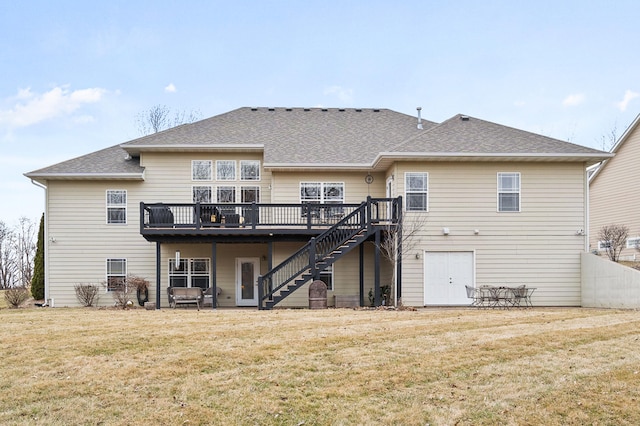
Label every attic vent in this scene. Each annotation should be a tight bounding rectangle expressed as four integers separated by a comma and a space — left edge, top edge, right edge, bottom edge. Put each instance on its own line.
355, 109, 362, 112
373, 109, 380, 112
338, 109, 345, 112
251, 108, 258, 111
286, 108, 292, 111
268, 108, 275, 111
321, 108, 328, 112
460, 115, 470, 121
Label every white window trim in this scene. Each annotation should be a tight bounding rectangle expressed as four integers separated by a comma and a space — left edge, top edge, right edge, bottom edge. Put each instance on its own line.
216, 160, 236, 181
106, 258, 127, 292
597, 240, 612, 251
192, 160, 212, 181
626, 237, 640, 249
240, 160, 261, 181
106, 189, 127, 225
216, 185, 237, 203
319, 265, 334, 291
299, 182, 345, 204
497, 172, 521, 213
404, 172, 428, 212
169, 258, 211, 288
192, 185, 213, 203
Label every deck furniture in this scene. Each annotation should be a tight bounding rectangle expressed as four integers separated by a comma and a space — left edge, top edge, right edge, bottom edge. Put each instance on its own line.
168, 287, 203, 310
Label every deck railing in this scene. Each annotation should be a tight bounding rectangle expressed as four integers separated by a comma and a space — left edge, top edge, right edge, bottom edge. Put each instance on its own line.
140, 198, 400, 232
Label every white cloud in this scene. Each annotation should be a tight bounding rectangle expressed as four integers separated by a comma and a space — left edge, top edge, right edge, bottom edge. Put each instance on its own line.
323, 85, 354, 103
616, 89, 639, 112
0, 86, 106, 128
562, 93, 585, 107
165, 83, 177, 93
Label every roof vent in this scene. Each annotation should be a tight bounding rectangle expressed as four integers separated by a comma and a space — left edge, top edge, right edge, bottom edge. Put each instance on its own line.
304, 108, 310, 112
373, 109, 380, 112
321, 108, 328, 112
338, 109, 345, 112
286, 108, 292, 111
416, 107, 423, 130
251, 107, 258, 111
268, 108, 275, 111
355, 109, 362, 112
460, 115, 470, 121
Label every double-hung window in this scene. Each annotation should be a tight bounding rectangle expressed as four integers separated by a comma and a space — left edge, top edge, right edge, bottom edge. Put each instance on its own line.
192, 160, 212, 181
497, 172, 521, 212
106, 258, 127, 291
106, 190, 127, 224
405, 173, 428, 211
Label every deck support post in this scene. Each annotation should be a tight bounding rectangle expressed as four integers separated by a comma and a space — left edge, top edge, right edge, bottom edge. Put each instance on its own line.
211, 241, 217, 309
359, 241, 365, 307
155, 242, 161, 309
374, 228, 381, 307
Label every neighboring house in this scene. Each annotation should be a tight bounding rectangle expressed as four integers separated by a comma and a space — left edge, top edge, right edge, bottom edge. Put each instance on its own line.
25, 107, 610, 308
589, 113, 640, 260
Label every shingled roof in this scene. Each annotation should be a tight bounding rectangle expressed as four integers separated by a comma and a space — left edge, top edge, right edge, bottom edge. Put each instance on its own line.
25, 107, 611, 181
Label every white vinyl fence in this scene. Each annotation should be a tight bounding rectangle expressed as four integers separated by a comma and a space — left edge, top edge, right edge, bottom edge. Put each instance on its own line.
581, 252, 640, 309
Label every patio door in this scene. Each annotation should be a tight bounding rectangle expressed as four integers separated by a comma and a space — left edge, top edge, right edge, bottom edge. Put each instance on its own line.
236, 257, 260, 306
423, 251, 474, 305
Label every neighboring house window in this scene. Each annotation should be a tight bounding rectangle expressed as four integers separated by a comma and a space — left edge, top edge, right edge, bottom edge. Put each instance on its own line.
498, 172, 521, 212
217, 160, 236, 181
193, 186, 212, 203
192, 160, 212, 181
318, 265, 334, 291
240, 160, 260, 181
217, 186, 236, 203
106, 190, 127, 224
597, 240, 611, 251
405, 173, 428, 211
106, 258, 126, 292
169, 258, 210, 289
627, 237, 640, 249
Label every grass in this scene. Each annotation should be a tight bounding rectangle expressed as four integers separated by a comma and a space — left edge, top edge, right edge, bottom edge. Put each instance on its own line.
1, 307, 639, 425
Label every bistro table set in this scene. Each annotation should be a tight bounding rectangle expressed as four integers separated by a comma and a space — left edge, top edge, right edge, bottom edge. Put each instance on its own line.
465, 285, 535, 309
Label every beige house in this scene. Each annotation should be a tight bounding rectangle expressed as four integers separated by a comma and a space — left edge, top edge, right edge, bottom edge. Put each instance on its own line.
589, 113, 640, 260
25, 107, 609, 308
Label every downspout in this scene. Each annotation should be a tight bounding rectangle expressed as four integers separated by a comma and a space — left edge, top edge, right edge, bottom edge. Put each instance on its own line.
30, 179, 49, 304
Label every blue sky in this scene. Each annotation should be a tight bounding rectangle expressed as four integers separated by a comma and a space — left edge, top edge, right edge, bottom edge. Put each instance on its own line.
1, 0, 639, 224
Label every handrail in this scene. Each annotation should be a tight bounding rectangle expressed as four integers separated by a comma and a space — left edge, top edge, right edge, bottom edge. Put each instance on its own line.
257, 196, 402, 309
258, 201, 369, 308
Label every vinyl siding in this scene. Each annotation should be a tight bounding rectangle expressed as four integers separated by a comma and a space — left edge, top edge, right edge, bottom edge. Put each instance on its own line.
394, 161, 587, 307
589, 124, 640, 260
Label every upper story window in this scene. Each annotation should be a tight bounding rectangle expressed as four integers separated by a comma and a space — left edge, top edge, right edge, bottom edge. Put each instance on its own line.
240, 160, 260, 181
405, 173, 428, 211
216, 160, 236, 181
498, 172, 521, 212
106, 258, 126, 292
300, 182, 344, 204
193, 186, 212, 203
106, 190, 127, 224
192, 160, 212, 181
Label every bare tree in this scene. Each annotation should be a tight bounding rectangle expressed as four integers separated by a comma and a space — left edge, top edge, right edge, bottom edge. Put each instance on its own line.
598, 224, 629, 262
0, 222, 18, 289
376, 212, 428, 306
15, 217, 36, 287
596, 122, 619, 151
136, 104, 202, 136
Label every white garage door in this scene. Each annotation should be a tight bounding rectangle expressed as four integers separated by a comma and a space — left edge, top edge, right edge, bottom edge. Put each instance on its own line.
424, 251, 474, 305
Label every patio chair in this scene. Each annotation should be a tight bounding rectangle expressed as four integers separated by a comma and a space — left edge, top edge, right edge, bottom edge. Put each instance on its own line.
465, 285, 483, 307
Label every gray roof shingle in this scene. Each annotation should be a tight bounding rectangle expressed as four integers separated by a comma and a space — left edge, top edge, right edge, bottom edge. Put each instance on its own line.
25, 107, 610, 180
